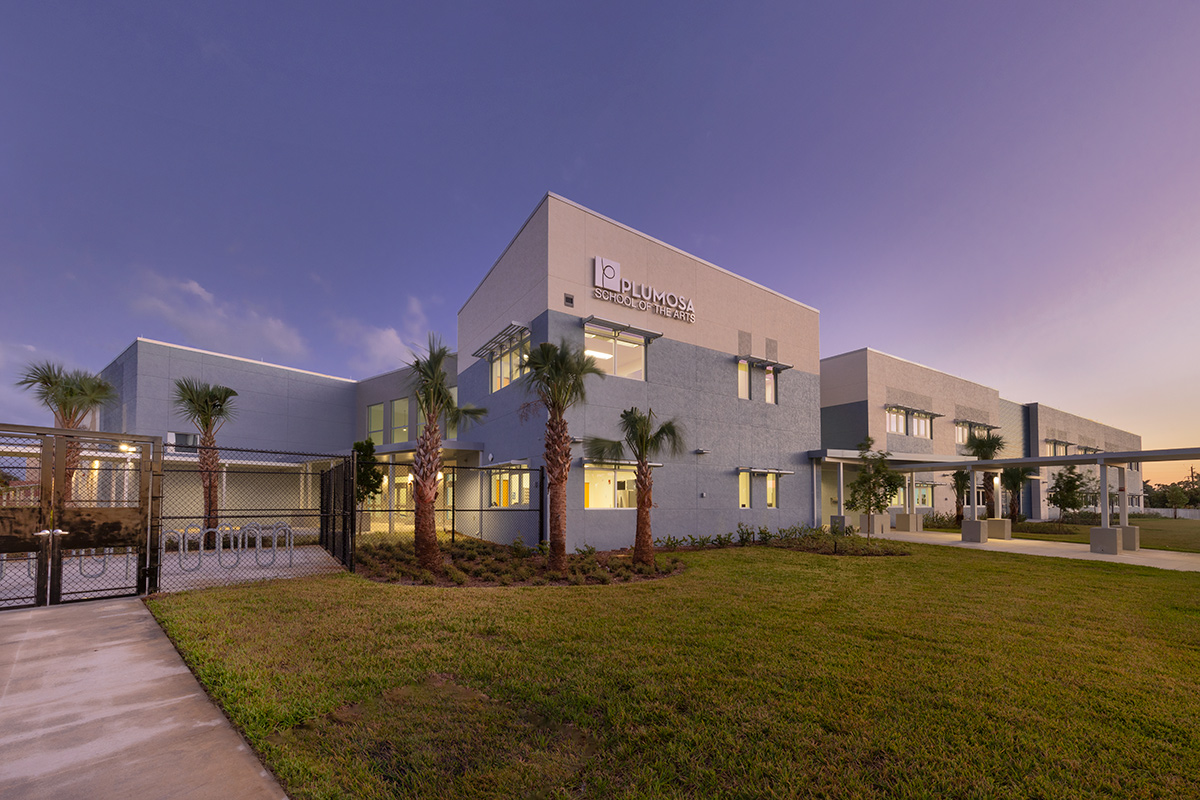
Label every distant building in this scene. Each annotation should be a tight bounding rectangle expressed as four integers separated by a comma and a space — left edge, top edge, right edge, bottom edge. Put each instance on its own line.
816, 348, 1142, 523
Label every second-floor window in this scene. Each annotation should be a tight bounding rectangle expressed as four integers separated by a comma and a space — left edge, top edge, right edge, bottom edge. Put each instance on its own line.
490, 330, 530, 392
886, 408, 906, 434
367, 403, 384, 445
391, 398, 409, 443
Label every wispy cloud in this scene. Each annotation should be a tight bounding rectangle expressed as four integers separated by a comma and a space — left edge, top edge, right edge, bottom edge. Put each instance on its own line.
332, 296, 431, 377
134, 273, 308, 361
0, 341, 57, 425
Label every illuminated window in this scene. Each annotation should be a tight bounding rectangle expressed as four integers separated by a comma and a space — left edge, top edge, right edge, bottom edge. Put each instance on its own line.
886, 408, 906, 435
489, 329, 530, 392
490, 468, 530, 507
367, 403, 384, 444
739, 471, 751, 508
584, 324, 645, 380
391, 398, 409, 443
584, 465, 637, 509
910, 413, 932, 439
915, 484, 933, 506
891, 486, 906, 507
764, 367, 776, 404
766, 473, 777, 508
955, 422, 970, 444
737, 360, 749, 399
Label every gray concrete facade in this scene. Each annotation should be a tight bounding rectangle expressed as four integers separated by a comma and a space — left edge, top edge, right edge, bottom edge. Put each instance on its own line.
818, 348, 1142, 523
99, 338, 356, 454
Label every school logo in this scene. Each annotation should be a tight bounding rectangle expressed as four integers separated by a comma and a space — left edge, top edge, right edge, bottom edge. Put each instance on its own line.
594, 257, 621, 290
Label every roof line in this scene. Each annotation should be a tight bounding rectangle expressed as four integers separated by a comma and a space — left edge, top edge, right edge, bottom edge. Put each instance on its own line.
545, 192, 820, 313
131, 338, 356, 382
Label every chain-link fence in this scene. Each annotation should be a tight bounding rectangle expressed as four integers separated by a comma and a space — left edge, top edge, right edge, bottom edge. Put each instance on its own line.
157, 443, 352, 592
0, 430, 43, 607
357, 464, 544, 550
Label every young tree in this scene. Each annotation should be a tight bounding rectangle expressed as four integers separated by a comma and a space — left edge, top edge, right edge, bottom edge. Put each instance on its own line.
172, 379, 238, 531
1046, 465, 1086, 520
16, 361, 116, 502
584, 407, 685, 566
951, 470, 971, 525
1000, 466, 1037, 521
410, 336, 486, 573
353, 440, 385, 532
846, 437, 904, 538
1165, 484, 1188, 519
964, 432, 1005, 517
521, 339, 604, 572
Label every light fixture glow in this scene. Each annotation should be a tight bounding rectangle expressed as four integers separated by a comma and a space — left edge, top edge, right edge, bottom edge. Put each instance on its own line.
584, 349, 613, 360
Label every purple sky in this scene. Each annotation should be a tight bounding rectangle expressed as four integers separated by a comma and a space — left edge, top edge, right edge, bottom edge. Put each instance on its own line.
3, 2, 1199, 483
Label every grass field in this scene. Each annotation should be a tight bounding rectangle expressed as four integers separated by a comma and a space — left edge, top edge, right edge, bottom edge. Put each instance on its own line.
148, 546, 1200, 799
1011, 517, 1200, 553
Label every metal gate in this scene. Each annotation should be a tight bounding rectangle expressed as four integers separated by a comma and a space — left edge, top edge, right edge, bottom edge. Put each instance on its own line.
0, 425, 160, 608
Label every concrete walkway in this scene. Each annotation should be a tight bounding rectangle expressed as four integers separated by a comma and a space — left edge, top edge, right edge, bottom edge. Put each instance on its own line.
0, 598, 287, 800
880, 529, 1200, 572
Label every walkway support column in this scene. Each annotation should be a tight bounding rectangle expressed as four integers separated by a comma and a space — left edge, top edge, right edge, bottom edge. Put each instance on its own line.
831, 461, 848, 533
963, 467, 987, 543
896, 470, 923, 532
1117, 465, 1139, 551
1090, 462, 1122, 555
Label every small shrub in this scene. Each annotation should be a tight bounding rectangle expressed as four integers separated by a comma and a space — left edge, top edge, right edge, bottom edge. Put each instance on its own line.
593, 570, 612, 585
575, 543, 598, 557
567, 573, 586, 586
446, 566, 468, 586
531, 576, 548, 586
923, 511, 959, 530
654, 535, 684, 551
757, 526, 774, 545
688, 534, 712, 548
736, 522, 755, 546
714, 532, 734, 548
498, 574, 513, 587
418, 570, 436, 585
537, 541, 550, 558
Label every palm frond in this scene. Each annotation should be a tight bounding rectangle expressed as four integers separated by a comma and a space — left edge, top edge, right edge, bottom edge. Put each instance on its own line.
17, 360, 115, 428
583, 436, 626, 463
965, 432, 1006, 461
521, 339, 604, 414
410, 334, 487, 432
172, 378, 238, 434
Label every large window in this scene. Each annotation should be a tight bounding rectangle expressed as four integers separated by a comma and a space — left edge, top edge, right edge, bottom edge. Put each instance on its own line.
391, 398, 409, 443
955, 422, 970, 444
490, 330, 530, 392
915, 484, 933, 506
739, 471, 751, 508
737, 360, 750, 399
585, 324, 645, 380
367, 403, 384, 444
490, 468, 530, 507
766, 473, 777, 508
764, 367, 776, 404
584, 465, 637, 508
886, 408, 906, 434
910, 413, 932, 439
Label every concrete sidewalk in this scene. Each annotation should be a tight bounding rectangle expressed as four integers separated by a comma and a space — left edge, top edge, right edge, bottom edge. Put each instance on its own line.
881, 529, 1200, 572
0, 598, 287, 800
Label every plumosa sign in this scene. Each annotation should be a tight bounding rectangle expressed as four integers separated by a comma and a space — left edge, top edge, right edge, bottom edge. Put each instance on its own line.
592, 257, 696, 323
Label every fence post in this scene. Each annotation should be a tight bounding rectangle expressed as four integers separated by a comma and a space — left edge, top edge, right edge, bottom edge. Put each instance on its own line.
450, 466, 456, 545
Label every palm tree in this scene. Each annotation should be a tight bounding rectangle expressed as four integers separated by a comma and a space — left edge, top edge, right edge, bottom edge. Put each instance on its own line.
173, 378, 238, 531
951, 470, 971, 525
1000, 466, 1037, 521
585, 408, 685, 566
521, 339, 604, 573
964, 432, 1006, 517
410, 335, 486, 573
16, 361, 116, 503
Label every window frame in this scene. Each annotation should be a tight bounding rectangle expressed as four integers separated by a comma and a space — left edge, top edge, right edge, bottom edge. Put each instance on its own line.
583, 464, 639, 509
366, 403, 384, 445
738, 471, 751, 508
764, 367, 776, 405
584, 324, 647, 381
391, 398, 410, 443
488, 329, 531, 393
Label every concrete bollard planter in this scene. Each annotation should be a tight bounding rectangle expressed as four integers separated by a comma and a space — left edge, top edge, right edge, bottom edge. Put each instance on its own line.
859, 514, 890, 536
895, 513, 923, 532
1089, 527, 1122, 555
986, 519, 1012, 540
1120, 525, 1140, 552
961, 520, 988, 543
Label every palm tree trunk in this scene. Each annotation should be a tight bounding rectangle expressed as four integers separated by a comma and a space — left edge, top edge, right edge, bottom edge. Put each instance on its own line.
633, 461, 654, 566
413, 417, 442, 573
1009, 491, 1020, 522
199, 433, 220, 545
954, 499, 963, 526
983, 472, 996, 518
544, 413, 572, 573
61, 438, 81, 506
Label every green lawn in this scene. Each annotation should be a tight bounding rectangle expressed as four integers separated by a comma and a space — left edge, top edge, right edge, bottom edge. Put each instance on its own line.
1011, 517, 1200, 553
148, 546, 1200, 799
